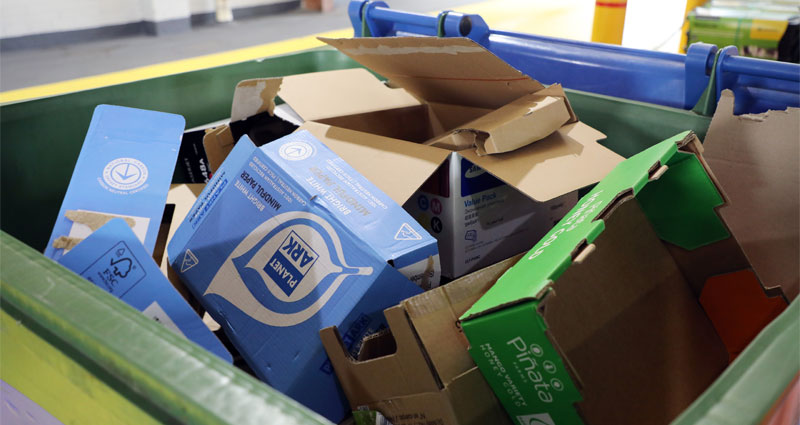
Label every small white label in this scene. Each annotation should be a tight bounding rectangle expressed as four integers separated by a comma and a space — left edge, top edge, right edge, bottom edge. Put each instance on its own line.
516, 413, 556, 425
142, 301, 187, 338
278, 141, 314, 161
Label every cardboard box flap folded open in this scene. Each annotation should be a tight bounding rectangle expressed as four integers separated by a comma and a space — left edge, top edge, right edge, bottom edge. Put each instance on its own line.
298, 121, 450, 205
703, 90, 800, 300
319, 255, 520, 425
302, 119, 620, 204
276, 68, 421, 121
461, 132, 738, 319
317, 37, 576, 155
207, 41, 621, 203
318, 37, 545, 109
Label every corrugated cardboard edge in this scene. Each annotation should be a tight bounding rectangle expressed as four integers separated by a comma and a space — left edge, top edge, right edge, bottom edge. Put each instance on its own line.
202, 78, 283, 172
460, 121, 622, 202
459, 133, 697, 322
703, 89, 800, 300
202, 125, 235, 173
318, 37, 545, 109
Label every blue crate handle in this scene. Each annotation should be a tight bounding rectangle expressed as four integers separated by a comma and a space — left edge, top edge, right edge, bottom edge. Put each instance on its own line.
349, 0, 800, 115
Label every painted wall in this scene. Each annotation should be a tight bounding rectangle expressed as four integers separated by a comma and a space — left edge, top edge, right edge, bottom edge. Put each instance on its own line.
1, 0, 290, 39
1, 0, 144, 38
190, 0, 290, 16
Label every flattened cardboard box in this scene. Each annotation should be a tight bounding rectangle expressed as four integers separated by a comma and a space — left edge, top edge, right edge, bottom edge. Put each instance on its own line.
460, 132, 789, 425
45, 105, 185, 261
167, 130, 437, 422
58, 219, 232, 362
212, 36, 623, 279
703, 90, 799, 300
321, 255, 522, 425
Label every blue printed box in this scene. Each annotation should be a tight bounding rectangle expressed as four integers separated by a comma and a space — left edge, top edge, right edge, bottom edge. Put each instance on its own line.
167, 130, 439, 421
45, 104, 185, 261
58, 219, 231, 361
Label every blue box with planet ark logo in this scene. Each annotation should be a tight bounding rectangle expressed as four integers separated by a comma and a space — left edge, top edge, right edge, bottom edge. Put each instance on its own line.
167, 130, 439, 422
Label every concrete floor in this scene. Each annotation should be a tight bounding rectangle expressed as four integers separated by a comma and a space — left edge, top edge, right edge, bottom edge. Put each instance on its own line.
0, 0, 684, 94
0, 0, 480, 91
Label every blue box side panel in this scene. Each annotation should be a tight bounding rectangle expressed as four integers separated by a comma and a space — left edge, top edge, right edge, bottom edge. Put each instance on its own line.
58, 219, 232, 362
167, 136, 423, 422
167, 136, 257, 264
261, 130, 438, 268
45, 104, 185, 260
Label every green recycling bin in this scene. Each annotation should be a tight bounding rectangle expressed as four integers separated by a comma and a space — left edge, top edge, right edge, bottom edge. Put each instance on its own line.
1, 47, 796, 425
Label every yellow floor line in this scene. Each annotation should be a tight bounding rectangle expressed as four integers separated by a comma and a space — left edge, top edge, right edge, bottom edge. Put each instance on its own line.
0, 0, 590, 104
0, 28, 352, 104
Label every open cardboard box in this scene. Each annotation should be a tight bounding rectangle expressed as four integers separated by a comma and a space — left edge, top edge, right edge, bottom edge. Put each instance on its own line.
204, 36, 623, 279
320, 254, 522, 425
460, 132, 790, 425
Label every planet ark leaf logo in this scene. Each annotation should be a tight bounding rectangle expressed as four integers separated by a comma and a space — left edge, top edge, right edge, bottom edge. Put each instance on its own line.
102, 157, 149, 192
204, 211, 372, 327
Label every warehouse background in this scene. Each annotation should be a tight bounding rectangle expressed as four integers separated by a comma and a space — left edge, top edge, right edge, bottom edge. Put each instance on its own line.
0, 0, 688, 92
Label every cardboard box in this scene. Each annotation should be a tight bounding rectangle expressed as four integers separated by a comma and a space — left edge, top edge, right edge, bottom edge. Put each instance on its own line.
44, 105, 185, 261
58, 219, 232, 362
460, 132, 790, 425
214, 37, 623, 279
703, 90, 799, 300
321, 255, 521, 425
167, 130, 438, 422
202, 82, 300, 173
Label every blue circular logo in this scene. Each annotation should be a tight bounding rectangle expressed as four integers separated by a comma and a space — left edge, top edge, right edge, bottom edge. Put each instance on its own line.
417, 195, 429, 211
103, 157, 148, 191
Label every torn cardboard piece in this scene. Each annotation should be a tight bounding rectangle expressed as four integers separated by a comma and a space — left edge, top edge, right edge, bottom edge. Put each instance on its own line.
64, 210, 136, 231
203, 78, 299, 173
461, 132, 789, 425
52, 236, 83, 250
321, 255, 521, 425
703, 89, 800, 300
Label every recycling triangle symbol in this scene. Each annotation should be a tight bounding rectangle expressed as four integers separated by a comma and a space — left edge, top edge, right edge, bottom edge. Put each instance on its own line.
394, 223, 422, 241
181, 249, 199, 272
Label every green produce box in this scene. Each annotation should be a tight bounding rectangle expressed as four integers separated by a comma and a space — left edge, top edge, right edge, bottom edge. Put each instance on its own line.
0, 48, 792, 425
460, 132, 796, 425
687, 6, 799, 61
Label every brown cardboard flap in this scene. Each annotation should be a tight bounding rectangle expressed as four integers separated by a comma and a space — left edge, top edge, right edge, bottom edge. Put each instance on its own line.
319, 306, 441, 406
703, 90, 800, 300
278, 68, 420, 121
202, 125, 235, 173
299, 121, 451, 204
320, 37, 544, 109
404, 254, 520, 384
230, 78, 282, 122
461, 121, 623, 201
543, 201, 728, 424
457, 94, 571, 155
